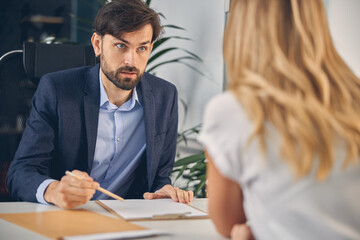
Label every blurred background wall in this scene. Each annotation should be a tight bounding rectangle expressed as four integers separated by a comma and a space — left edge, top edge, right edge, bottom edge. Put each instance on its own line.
327, 0, 360, 77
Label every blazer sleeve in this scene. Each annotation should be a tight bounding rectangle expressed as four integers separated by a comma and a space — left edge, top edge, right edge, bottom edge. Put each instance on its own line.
151, 86, 178, 192
6, 74, 58, 202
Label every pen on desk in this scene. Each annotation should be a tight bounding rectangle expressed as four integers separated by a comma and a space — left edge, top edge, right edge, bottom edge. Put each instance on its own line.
152, 212, 191, 220
65, 170, 125, 202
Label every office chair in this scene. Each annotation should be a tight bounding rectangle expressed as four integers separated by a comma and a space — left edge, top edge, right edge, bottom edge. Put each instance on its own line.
0, 42, 96, 201
23, 42, 96, 85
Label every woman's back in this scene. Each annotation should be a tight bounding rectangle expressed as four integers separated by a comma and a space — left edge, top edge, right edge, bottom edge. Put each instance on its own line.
201, 92, 360, 239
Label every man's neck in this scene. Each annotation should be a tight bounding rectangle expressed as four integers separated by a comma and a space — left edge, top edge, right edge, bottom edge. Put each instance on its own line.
100, 72, 132, 108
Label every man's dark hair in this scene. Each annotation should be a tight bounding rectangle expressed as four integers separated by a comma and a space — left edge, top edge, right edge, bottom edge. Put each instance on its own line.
93, 0, 162, 42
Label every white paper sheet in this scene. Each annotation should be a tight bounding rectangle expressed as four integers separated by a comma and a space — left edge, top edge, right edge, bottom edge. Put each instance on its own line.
99, 199, 208, 220
63, 229, 168, 240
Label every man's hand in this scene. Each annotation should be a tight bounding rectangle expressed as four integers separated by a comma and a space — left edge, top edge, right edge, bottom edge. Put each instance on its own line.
143, 184, 194, 203
44, 170, 99, 209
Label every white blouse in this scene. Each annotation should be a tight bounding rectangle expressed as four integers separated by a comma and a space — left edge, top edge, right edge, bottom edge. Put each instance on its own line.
198, 91, 360, 240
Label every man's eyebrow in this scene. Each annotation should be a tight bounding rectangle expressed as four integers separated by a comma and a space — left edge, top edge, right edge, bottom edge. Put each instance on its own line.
139, 40, 151, 45
117, 38, 151, 46
118, 38, 129, 44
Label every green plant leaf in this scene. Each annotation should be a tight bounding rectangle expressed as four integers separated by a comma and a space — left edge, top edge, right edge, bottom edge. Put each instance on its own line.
178, 98, 188, 127
193, 176, 206, 197
157, 12, 166, 19
149, 48, 203, 67
182, 175, 194, 180
146, 56, 199, 73
182, 49, 203, 62
150, 59, 208, 78
162, 24, 186, 31
145, 0, 152, 6
175, 165, 188, 180
177, 132, 188, 145
177, 61, 209, 78
190, 171, 206, 177
178, 124, 201, 140
189, 162, 206, 173
152, 36, 192, 52
173, 153, 205, 167
148, 47, 177, 65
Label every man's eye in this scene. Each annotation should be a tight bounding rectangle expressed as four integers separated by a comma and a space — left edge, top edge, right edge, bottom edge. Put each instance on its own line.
116, 43, 126, 49
138, 46, 147, 52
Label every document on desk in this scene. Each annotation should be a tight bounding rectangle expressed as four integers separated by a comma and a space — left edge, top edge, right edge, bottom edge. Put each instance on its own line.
97, 199, 208, 220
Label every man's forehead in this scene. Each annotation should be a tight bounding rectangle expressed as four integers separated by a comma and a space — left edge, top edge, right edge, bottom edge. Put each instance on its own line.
105, 24, 153, 44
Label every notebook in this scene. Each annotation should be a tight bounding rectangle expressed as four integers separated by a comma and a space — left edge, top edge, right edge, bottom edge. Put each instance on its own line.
97, 199, 208, 221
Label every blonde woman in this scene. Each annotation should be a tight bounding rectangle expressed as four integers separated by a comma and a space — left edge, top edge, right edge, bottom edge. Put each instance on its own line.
198, 0, 360, 239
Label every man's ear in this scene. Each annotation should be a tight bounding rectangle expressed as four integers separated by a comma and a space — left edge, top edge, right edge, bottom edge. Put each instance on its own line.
91, 32, 102, 57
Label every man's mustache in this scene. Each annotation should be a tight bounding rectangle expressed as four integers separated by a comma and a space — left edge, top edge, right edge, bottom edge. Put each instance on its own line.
117, 66, 140, 74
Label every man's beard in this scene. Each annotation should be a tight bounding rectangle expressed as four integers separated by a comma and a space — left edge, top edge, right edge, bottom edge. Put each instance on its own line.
101, 56, 143, 90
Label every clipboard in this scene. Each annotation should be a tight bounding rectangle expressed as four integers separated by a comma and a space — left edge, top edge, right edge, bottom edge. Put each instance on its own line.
96, 199, 209, 221
0, 209, 146, 239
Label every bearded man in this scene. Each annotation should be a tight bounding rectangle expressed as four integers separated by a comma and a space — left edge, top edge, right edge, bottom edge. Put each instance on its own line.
6, 0, 193, 209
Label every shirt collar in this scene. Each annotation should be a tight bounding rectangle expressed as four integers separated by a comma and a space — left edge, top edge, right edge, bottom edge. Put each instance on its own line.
98, 70, 141, 110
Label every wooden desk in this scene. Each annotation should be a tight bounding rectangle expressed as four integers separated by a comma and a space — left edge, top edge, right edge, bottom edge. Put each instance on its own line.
0, 198, 225, 240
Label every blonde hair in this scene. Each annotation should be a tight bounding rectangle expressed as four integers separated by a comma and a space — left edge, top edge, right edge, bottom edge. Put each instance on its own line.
224, 0, 360, 180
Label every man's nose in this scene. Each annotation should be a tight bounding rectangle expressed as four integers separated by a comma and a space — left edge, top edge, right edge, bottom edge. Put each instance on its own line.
123, 50, 136, 66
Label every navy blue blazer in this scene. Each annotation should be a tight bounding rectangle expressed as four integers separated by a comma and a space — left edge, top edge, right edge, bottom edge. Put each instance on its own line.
6, 64, 178, 202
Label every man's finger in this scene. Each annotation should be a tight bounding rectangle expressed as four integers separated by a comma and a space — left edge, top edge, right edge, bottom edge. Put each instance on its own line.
144, 192, 166, 199
144, 186, 194, 203
143, 192, 154, 199
188, 190, 194, 202
168, 187, 179, 202
72, 170, 91, 179
62, 175, 98, 189
58, 181, 96, 198
182, 189, 189, 203
174, 187, 194, 203
175, 187, 186, 203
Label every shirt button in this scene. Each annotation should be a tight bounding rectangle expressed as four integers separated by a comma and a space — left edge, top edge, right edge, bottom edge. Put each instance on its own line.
117, 137, 120, 142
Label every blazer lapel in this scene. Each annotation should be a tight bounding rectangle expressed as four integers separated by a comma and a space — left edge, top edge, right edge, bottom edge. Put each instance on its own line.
83, 64, 101, 172
137, 77, 155, 191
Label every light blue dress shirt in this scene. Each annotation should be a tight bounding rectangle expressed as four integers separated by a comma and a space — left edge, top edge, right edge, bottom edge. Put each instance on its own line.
90, 74, 146, 199
36, 72, 146, 203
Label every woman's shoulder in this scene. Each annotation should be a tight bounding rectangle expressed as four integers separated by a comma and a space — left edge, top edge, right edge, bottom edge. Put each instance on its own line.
207, 91, 239, 108
204, 91, 248, 123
